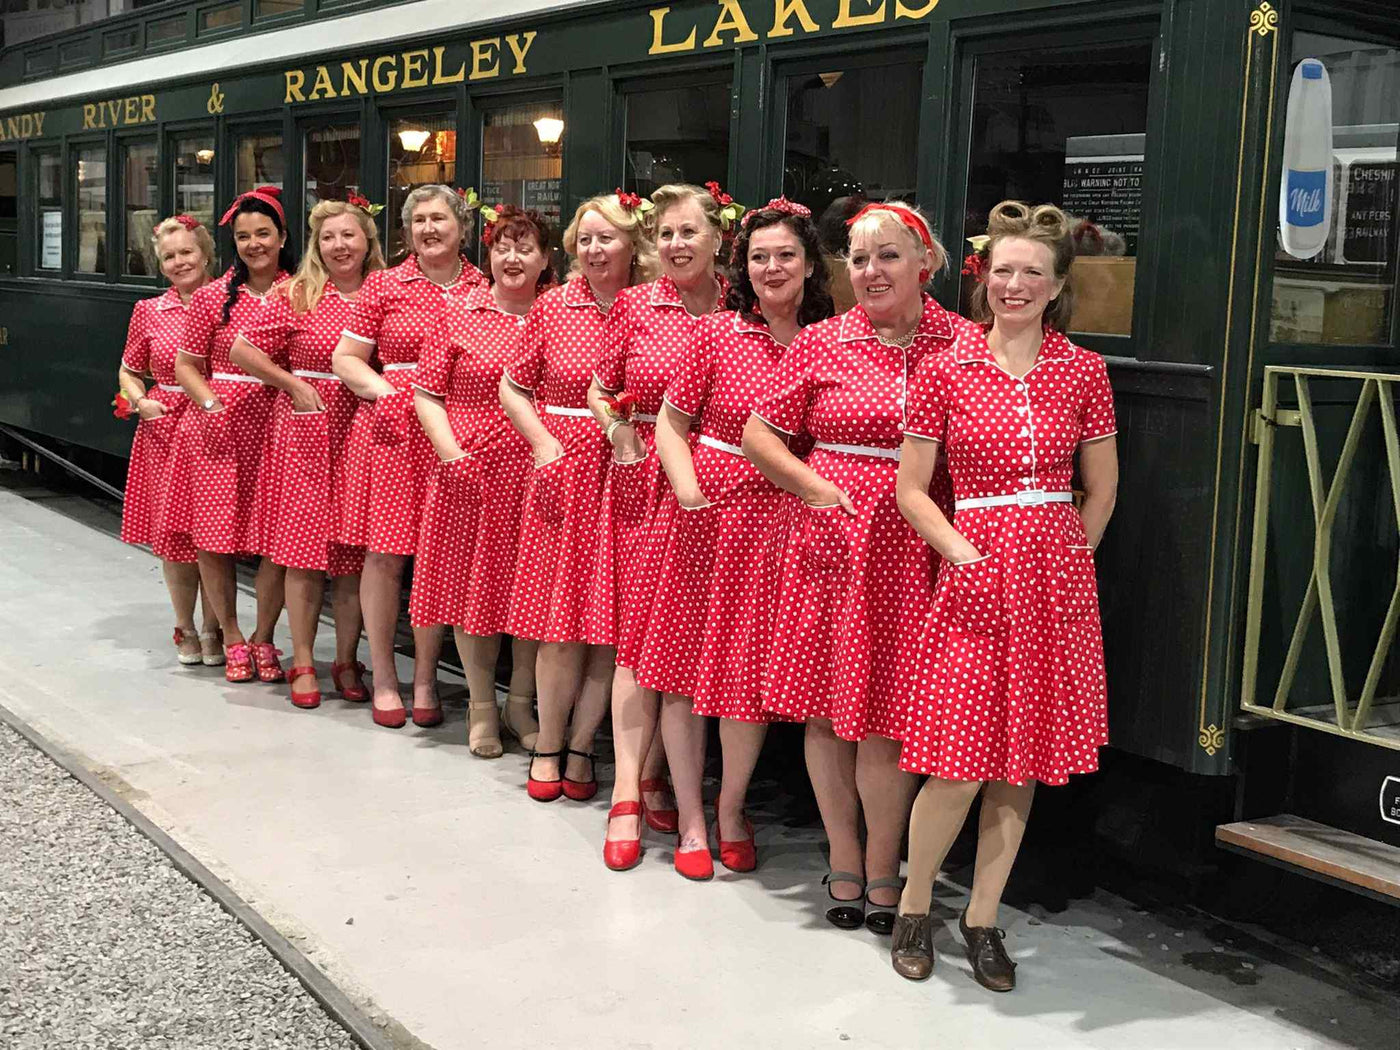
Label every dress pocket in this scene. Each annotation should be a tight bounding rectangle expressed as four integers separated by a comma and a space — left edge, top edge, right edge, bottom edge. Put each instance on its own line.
139, 411, 178, 455
949, 553, 1004, 636
442, 453, 484, 509
1059, 545, 1098, 621
797, 504, 852, 573
200, 407, 233, 458
531, 453, 571, 524
674, 500, 715, 566
371, 390, 411, 447
289, 411, 330, 476
608, 455, 651, 525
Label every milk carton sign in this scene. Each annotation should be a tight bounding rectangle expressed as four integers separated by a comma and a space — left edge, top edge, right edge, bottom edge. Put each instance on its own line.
1279, 59, 1333, 260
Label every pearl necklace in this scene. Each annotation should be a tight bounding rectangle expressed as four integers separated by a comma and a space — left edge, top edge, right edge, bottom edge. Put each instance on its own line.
425, 258, 463, 290
586, 279, 615, 314
876, 327, 918, 349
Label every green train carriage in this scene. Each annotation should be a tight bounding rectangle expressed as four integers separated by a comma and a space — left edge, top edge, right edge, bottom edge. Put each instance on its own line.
0, 0, 1396, 899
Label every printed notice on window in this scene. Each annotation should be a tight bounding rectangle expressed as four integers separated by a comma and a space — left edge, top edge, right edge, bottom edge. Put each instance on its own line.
41, 209, 61, 269
1063, 134, 1145, 255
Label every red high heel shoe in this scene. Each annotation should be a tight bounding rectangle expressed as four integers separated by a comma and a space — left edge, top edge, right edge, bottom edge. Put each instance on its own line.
250, 642, 285, 683
718, 817, 757, 873
527, 749, 564, 802
411, 703, 443, 728
331, 661, 367, 702
674, 840, 715, 882
561, 748, 598, 801
603, 801, 643, 871
224, 642, 254, 684
640, 778, 678, 833
288, 666, 321, 710
372, 704, 407, 729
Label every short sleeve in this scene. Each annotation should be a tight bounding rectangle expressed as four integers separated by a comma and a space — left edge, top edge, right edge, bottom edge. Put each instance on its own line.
344, 270, 385, 344
663, 319, 716, 417
413, 314, 455, 396
903, 355, 950, 444
181, 285, 220, 357
594, 288, 635, 393
240, 294, 295, 359
121, 301, 151, 372
751, 327, 821, 436
1078, 352, 1117, 443
505, 301, 547, 393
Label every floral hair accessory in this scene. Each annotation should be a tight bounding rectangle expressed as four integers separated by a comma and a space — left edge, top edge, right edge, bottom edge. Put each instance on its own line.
112, 392, 136, 420
961, 234, 991, 281
705, 181, 746, 230
173, 214, 200, 232
614, 189, 654, 216
345, 192, 385, 217
219, 185, 284, 227
455, 186, 483, 209
601, 391, 639, 421
741, 196, 811, 227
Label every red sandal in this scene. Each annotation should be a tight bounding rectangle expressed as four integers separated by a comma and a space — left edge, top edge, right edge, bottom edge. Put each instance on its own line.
224, 642, 255, 683
288, 666, 321, 710
250, 642, 285, 683
640, 778, 679, 833
331, 660, 368, 702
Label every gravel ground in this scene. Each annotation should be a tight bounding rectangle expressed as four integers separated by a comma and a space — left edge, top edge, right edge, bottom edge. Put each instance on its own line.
0, 721, 360, 1050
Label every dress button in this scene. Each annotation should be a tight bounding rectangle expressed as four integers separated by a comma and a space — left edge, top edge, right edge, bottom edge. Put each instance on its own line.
1016, 382, 1027, 392
1021, 455, 1032, 464
1019, 427, 1029, 437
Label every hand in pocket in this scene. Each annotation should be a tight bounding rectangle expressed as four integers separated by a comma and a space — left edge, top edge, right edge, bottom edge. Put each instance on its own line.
531, 453, 570, 524
201, 407, 233, 457
798, 505, 852, 572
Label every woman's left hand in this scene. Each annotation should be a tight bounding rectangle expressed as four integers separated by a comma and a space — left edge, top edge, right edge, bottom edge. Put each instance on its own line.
136, 398, 166, 420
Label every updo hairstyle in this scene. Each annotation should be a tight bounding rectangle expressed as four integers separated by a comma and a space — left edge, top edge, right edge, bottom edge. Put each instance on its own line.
845, 200, 949, 274
151, 217, 215, 276
969, 200, 1076, 333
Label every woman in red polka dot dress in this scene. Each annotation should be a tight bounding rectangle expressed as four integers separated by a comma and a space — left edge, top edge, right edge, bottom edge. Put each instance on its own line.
173, 188, 296, 684
500, 193, 655, 802
412, 206, 553, 759
332, 185, 484, 730
742, 201, 969, 935
117, 215, 219, 667
605, 200, 834, 876
597, 183, 728, 848
230, 199, 386, 710
889, 202, 1117, 992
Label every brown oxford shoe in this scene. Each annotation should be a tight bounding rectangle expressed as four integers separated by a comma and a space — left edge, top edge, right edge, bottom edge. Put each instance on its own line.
890, 912, 935, 981
959, 910, 1017, 992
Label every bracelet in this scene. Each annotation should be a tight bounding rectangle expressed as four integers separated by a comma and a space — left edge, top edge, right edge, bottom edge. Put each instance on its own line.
605, 419, 633, 442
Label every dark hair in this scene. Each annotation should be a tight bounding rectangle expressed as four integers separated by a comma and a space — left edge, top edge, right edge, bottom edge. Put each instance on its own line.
221, 197, 297, 325
816, 195, 868, 256
484, 206, 556, 291
724, 210, 834, 329
968, 200, 1076, 333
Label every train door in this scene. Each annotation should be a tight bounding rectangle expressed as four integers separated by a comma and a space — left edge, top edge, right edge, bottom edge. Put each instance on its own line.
381, 96, 459, 264
614, 69, 732, 197
472, 91, 565, 273
0, 150, 15, 277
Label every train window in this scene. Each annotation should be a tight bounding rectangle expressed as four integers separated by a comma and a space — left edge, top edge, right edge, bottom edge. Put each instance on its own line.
961, 42, 1153, 338
34, 148, 62, 272
75, 145, 107, 275
304, 123, 362, 221
387, 111, 456, 262
481, 100, 564, 233
783, 60, 923, 217
0, 152, 16, 277
199, 3, 242, 34
254, 0, 303, 19
622, 79, 730, 196
147, 15, 186, 48
122, 139, 159, 277
234, 130, 284, 194
1270, 32, 1400, 347
172, 134, 216, 229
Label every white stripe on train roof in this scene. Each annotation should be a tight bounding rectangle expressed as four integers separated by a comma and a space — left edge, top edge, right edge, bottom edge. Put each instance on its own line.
0, 0, 603, 112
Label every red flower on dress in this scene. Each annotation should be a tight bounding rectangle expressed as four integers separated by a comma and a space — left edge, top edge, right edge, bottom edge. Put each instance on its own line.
113, 392, 136, 420
961, 252, 987, 281
602, 392, 639, 420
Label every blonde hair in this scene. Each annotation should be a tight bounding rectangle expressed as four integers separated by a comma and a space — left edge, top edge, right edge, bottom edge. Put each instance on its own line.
969, 200, 1076, 333
283, 200, 386, 314
846, 201, 949, 274
401, 184, 475, 252
151, 217, 215, 277
562, 194, 658, 284
651, 183, 723, 234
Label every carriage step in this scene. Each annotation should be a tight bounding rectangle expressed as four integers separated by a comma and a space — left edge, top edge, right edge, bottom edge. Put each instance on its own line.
1216, 814, 1400, 904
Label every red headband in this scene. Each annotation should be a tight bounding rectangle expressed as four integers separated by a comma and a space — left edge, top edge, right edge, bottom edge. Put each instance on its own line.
172, 214, 201, 232
219, 185, 285, 227
845, 202, 934, 251
742, 196, 811, 227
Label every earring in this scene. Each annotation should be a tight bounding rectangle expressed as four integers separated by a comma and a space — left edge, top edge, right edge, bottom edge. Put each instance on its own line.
918, 268, 930, 283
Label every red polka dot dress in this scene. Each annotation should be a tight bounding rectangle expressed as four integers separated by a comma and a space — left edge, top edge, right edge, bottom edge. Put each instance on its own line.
119, 287, 197, 564
593, 275, 723, 655
172, 270, 290, 555
408, 283, 532, 632
630, 311, 794, 720
504, 276, 614, 643
339, 254, 483, 556
898, 326, 1117, 785
751, 296, 968, 742
242, 288, 366, 577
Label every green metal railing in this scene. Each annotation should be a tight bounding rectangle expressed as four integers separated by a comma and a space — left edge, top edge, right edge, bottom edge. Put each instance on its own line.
1240, 365, 1400, 751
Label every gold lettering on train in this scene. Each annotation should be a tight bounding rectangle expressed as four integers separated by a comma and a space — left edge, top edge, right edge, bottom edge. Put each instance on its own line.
893, 0, 940, 17
768, 0, 819, 38
81, 94, 156, 129
649, 7, 699, 53
283, 34, 535, 103
652, 0, 935, 52
0, 111, 46, 141
831, 0, 885, 28
703, 0, 757, 45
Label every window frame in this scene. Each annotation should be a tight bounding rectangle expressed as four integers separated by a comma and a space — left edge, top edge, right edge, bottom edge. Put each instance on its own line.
68, 134, 112, 283
612, 65, 738, 195
0, 148, 18, 279
377, 93, 461, 265
116, 130, 163, 287
29, 142, 65, 277
472, 90, 568, 271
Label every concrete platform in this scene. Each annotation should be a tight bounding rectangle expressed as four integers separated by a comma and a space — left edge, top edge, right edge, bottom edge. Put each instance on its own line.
0, 481, 1395, 1050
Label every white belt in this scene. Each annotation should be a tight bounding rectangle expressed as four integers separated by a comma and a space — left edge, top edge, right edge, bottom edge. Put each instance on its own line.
292, 369, 340, 381
699, 434, 744, 456
544, 405, 592, 417
814, 441, 900, 462
210, 372, 263, 384
955, 490, 1074, 511
382, 362, 417, 373
157, 383, 184, 392
633, 412, 659, 424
